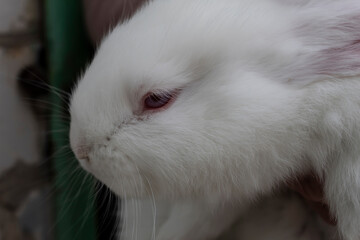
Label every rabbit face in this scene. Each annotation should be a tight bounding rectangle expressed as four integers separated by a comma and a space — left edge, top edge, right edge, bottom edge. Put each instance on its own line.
70, 0, 360, 202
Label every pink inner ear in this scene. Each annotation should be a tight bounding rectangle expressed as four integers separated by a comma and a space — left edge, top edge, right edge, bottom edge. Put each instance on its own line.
291, 9, 360, 82
308, 12, 360, 78
316, 40, 360, 76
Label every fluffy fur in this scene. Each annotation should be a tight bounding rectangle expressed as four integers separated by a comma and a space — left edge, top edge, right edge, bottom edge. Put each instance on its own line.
119, 192, 336, 240
70, 0, 360, 239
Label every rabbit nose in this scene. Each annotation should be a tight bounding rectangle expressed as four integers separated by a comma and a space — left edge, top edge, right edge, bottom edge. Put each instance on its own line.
74, 145, 91, 162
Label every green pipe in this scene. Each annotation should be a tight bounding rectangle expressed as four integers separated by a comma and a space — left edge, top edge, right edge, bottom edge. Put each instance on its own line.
45, 1, 97, 239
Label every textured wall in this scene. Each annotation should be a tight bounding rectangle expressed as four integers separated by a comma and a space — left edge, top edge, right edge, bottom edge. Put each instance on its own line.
0, 0, 52, 239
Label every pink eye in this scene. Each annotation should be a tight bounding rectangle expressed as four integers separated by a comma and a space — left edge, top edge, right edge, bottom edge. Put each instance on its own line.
144, 91, 174, 110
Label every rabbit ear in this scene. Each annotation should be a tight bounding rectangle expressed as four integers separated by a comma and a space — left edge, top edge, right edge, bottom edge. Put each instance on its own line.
309, 16, 360, 78
287, 1, 360, 84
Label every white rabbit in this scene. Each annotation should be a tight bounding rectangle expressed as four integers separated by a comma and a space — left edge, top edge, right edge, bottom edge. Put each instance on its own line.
70, 0, 360, 239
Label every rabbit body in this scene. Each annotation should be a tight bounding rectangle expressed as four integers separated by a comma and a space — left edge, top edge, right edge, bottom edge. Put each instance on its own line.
70, 0, 360, 239
119, 192, 336, 240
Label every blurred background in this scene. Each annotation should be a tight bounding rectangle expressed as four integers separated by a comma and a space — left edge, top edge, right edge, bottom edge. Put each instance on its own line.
0, 0, 139, 239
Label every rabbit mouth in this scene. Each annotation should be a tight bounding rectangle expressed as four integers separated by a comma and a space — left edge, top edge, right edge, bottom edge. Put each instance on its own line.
76, 145, 149, 197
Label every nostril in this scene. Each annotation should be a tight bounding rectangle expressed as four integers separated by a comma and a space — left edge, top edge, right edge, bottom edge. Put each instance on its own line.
74, 145, 91, 160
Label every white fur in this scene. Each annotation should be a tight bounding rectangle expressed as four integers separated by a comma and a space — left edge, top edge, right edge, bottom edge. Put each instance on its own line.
70, 0, 360, 239
119, 192, 337, 240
